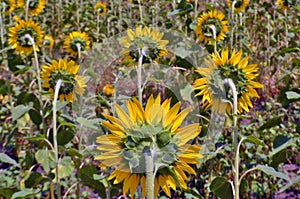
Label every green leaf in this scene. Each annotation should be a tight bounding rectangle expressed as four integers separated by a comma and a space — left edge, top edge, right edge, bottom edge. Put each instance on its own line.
256, 165, 290, 182
11, 189, 38, 199
12, 103, 33, 121
25, 172, 46, 188
243, 135, 263, 146
279, 175, 300, 193
269, 138, 294, 157
35, 150, 55, 173
0, 153, 20, 167
180, 83, 193, 103
29, 109, 42, 126
77, 117, 101, 131
78, 165, 106, 198
257, 116, 282, 131
285, 91, 300, 99
55, 156, 74, 179
210, 177, 233, 199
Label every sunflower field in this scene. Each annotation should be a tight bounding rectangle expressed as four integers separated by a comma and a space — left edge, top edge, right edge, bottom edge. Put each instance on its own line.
0, 0, 299, 198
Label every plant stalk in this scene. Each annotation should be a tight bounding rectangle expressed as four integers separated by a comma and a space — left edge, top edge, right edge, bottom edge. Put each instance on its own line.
53, 79, 62, 199
224, 78, 238, 199
137, 48, 144, 104
145, 147, 154, 199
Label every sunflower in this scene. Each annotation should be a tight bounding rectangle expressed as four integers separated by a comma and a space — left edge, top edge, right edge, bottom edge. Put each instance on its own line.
227, 0, 248, 13
276, 0, 295, 12
95, 95, 202, 197
41, 59, 86, 103
8, 17, 44, 55
63, 31, 90, 57
17, 0, 46, 16
43, 35, 54, 49
94, 2, 107, 16
120, 26, 169, 65
3, 0, 17, 14
194, 48, 263, 113
195, 10, 228, 44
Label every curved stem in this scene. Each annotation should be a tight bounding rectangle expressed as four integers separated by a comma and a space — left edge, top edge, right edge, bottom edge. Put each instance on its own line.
76, 43, 81, 61
24, 34, 46, 133
209, 25, 217, 54
224, 78, 238, 199
53, 79, 62, 199
239, 167, 258, 185
63, 182, 78, 199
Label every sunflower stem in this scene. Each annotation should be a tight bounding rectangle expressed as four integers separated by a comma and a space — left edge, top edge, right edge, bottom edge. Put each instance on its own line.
137, 48, 144, 104
137, 0, 143, 23
209, 25, 217, 54
76, 43, 81, 61
223, 78, 239, 199
53, 79, 62, 199
25, 0, 30, 20
230, 1, 237, 52
145, 147, 154, 199
24, 34, 46, 134
284, 9, 288, 47
194, 0, 198, 20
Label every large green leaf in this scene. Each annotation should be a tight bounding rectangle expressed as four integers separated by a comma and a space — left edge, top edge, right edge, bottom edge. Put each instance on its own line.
243, 135, 263, 146
256, 165, 290, 182
35, 150, 55, 173
77, 117, 101, 131
257, 116, 282, 131
11, 189, 38, 199
12, 103, 33, 121
210, 177, 233, 199
78, 165, 106, 198
0, 153, 20, 167
55, 156, 74, 179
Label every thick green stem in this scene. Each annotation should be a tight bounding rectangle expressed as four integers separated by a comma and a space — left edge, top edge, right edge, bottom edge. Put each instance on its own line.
137, 49, 144, 104
76, 43, 81, 61
145, 147, 154, 199
53, 79, 62, 199
224, 78, 238, 199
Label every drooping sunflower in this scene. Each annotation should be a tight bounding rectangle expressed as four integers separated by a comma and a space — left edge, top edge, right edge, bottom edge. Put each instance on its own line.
3, 0, 17, 14
8, 17, 44, 55
63, 31, 91, 57
195, 10, 229, 44
41, 59, 86, 103
276, 0, 295, 12
95, 95, 202, 197
120, 26, 169, 65
194, 48, 263, 113
43, 35, 54, 49
17, 0, 46, 16
94, 2, 107, 16
227, 0, 248, 13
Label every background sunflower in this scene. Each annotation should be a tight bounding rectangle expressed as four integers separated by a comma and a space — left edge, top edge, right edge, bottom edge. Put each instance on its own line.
17, 0, 46, 16
120, 26, 169, 65
43, 35, 54, 49
195, 10, 228, 44
227, 0, 248, 13
95, 95, 202, 197
41, 59, 86, 103
8, 17, 44, 54
63, 31, 90, 57
194, 48, 263, 113
94, 2, 107, 16
4, 0, 17, 14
